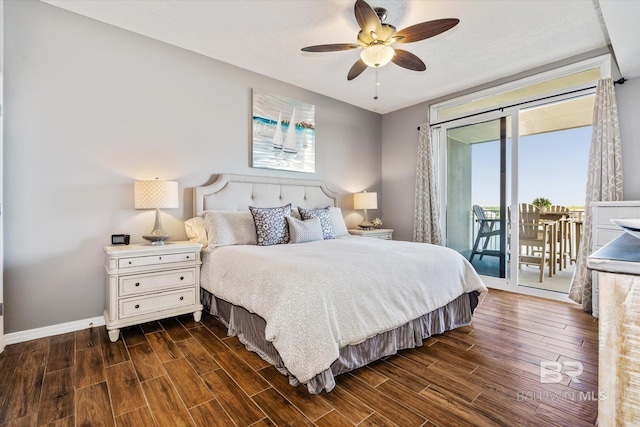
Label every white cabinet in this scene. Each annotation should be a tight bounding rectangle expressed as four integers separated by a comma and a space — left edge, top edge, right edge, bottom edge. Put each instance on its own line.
104, 241, 203, 342
348, 229, 394, 240
591, 201, 640, 317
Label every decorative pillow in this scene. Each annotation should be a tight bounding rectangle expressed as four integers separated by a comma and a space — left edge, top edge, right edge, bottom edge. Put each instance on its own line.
298, 206, 336, 240
184, 216, 208, 249
329, 207, 349, 237
249, 204, 291, 246
286, 216, 324, 244
201, 210, 257, 249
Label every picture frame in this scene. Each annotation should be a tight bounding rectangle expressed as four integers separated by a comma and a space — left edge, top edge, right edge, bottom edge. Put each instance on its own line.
251, 89, 315, 173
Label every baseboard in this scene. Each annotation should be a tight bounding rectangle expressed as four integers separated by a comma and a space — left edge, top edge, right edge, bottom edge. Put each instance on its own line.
4, 316, 106, 345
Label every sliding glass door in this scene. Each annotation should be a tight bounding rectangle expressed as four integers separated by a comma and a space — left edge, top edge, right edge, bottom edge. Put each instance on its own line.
443, 116, 513, 281
438, 94, 594, 293
430, 55, 610, 298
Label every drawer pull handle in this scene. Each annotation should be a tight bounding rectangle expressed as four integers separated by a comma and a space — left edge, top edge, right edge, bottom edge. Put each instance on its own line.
135, 304, 140, 309
180, 276, 184, 280
186, 256, 190, 259
128, 261, 132, 265
159, 256, 162, 260
135, 282, 140, 287
180, 296, 184, 301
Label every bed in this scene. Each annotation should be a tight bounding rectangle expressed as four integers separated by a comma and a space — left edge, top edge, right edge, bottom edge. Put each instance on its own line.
190, 174, 487, 394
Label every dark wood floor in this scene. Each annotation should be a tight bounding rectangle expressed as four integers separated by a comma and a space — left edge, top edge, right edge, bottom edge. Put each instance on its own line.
0, 289, 598, 426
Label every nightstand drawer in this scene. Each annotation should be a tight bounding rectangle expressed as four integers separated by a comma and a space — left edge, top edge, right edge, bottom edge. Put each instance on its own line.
118, 252, 197, 269
120, 288, 196, 318
119, 268, 196, 296
348, 229, 393, 239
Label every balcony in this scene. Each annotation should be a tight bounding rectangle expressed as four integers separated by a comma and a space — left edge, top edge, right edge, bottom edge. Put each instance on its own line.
465, 207, 583, 293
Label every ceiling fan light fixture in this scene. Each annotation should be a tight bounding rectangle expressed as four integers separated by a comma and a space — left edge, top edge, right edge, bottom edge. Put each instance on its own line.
301, 0, 460, 81
360, 44, 395, 68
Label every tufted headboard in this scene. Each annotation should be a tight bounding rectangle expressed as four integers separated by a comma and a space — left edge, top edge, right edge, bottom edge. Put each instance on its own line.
193, 174, 339, 215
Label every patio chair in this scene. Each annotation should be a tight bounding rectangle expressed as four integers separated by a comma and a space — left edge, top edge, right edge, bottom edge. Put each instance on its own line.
519, 203, 554, 282
568, 210, 584, 264
469, 205, 502, 262
548, 205, 570, 270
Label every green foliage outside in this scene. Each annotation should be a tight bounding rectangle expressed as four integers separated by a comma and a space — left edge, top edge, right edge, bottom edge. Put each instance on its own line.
532, 197, 552, 208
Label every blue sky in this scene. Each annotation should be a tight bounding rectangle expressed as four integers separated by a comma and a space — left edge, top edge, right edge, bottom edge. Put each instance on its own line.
471, 126, 591, 207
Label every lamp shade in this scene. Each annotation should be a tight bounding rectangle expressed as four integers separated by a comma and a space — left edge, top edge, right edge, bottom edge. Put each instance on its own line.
360, 45, 395, 68
353, 191, 378, 210
134, 179, 179, 209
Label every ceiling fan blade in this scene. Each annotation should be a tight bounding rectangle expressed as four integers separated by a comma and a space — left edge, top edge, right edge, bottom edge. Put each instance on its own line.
395, 18, 460, 44
354, 0, 381, 36
347, 59, 368, 81
392, 49, 426, 71
301, 43, 361, 52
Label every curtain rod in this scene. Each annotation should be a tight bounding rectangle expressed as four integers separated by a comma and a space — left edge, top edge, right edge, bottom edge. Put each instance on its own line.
417, 77, 627, 130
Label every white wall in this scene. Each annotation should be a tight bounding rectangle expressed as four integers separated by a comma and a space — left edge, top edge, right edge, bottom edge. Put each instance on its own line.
381, 104, 427, 242
0, 0, 4, 351
617, 76, 640, 200
381, 68, 640, 242
4, 1, 382, 333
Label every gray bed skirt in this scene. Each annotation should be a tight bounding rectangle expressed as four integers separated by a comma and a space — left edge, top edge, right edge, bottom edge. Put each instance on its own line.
200, 289, 480, 394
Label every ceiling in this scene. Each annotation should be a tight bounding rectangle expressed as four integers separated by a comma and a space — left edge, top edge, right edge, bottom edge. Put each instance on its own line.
42, 0, 640, 115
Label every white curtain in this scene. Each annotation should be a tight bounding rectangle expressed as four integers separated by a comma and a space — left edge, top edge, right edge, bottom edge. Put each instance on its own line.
413, 123, 443, 244
569, 78, 623, 312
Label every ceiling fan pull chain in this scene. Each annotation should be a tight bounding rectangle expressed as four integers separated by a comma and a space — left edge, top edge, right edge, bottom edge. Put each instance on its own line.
374, 67, 380, 100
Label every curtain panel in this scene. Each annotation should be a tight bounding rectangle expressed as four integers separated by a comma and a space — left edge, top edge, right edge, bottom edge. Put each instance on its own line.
413, 123, 443, 245
568, 77, 623, 313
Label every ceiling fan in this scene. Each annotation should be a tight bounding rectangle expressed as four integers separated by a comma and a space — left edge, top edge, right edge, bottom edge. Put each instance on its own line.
301, 0, 459, 81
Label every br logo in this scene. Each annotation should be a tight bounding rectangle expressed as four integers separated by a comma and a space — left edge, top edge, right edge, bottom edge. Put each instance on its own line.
540, 361, 583, 383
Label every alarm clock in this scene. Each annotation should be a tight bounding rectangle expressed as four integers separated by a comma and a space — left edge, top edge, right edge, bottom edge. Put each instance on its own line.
111, 234, 130, 245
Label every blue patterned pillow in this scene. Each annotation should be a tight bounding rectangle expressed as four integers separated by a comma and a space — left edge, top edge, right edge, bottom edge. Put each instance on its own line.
249, 204, 291, 246
298, 206, 336, 240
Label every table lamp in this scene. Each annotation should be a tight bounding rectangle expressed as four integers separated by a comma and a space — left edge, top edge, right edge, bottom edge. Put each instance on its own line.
354, 191, 377, 229
134, 178, 179, 245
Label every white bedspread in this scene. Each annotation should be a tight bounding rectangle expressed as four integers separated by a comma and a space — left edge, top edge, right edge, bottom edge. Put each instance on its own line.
202, 236, 487, 384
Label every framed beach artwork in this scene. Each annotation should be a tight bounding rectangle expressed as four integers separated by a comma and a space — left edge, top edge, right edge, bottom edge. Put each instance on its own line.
251, 89, 315, 173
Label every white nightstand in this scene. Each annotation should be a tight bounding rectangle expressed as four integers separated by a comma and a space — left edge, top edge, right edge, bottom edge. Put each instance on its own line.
103, 241, 203, 342
348, 228, 394, 240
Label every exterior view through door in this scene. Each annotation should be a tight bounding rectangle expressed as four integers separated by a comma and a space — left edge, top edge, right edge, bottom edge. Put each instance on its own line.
432, 55, 609, 299
446, 117, 511, 281
443, 95, 593, 294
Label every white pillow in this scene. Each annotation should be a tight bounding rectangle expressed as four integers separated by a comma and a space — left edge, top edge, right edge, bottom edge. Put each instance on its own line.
329, 207, 349, 237
287, 216, 324, 244
298, 206, 336, 240
184, 217, 208, 249
201, 210, 257, 248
